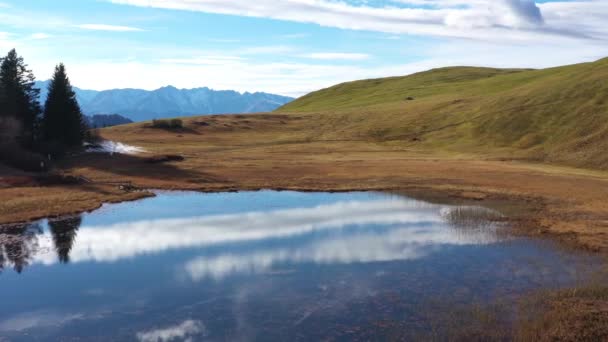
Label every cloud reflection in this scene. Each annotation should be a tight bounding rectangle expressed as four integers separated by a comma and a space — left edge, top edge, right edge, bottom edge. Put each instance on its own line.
0, 311, 84, 332
26, 198, 503, 280
184, 215, 501, 281
136, 319, 205, 342
32, 199, 441, 264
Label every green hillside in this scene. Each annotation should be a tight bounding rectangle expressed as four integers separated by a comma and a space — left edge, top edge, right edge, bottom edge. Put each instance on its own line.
278, 58, 608, 169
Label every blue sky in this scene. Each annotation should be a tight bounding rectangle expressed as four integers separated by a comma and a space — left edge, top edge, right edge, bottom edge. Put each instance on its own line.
0, 0, 607, 96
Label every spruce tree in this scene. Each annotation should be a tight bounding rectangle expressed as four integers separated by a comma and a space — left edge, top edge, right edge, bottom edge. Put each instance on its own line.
0, 49, 42, 146
42, 63, 87, 148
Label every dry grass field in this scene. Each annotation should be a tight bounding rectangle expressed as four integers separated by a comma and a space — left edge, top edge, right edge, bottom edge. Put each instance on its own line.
2, 60, 608, 339
3, 114, 608, 339
2, 113, 608, 255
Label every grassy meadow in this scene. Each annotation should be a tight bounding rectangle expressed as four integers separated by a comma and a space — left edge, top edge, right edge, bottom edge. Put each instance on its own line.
279, 58, 608, 169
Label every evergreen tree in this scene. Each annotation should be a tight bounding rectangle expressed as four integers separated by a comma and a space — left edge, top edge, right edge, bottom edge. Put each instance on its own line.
0, 49, 41, 145
42, 63, 87, 147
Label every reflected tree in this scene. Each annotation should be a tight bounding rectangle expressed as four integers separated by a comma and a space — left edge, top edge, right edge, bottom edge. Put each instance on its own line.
0, 223, 43, 273
0, 240, 4, 273
48, 215, 82, 263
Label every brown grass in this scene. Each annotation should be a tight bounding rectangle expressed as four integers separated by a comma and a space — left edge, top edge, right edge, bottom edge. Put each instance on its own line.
2, 113, 608, 253
1, 113, 608, 338
516, 286, 608, 341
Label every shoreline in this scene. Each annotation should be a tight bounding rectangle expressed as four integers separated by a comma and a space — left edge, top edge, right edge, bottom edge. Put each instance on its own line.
0, 180, 573, 255
2, 113, 608, 256
2, 179, 606, 340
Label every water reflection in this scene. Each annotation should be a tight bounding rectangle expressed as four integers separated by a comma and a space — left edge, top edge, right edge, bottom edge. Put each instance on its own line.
183, 214, 503, 281
49, 216, 81, 264
0, 216, 81, 273
136, 319, 206, 342
0, 223, 43, 273
0, 191, 599, 341
1, 196, 505, 277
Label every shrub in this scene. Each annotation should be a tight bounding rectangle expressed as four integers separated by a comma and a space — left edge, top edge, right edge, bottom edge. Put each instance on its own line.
169, 119, 183, 128
152, 119, 183, 129
152, 119, 168, 128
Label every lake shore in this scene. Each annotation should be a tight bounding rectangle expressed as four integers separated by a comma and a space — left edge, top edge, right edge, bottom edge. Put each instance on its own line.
2, 114, 608, 255
1, 114, 608, 339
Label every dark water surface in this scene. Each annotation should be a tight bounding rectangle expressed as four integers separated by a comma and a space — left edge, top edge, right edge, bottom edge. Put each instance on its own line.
0, 191, 600, 341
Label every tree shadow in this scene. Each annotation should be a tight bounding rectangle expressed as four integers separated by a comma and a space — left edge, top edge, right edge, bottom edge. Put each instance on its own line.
145, 125, 202, 135
65, 152, 226, 185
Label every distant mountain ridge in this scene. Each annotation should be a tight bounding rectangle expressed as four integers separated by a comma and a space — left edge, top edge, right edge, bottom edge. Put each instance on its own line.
35, 81, 294, 122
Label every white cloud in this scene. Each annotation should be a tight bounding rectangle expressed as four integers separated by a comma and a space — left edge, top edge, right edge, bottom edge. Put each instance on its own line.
241, 45, 295, 55
2, 0, 607, 97
0, 32, 16, 51
37, 32, 608, 97
279, 33, 310, 39
29, 33, 51, 40
76, 24, 145, 32
301, 52, 370, 61
106, 0, 608, 42
136, 320, 205, 342
160, 55, 245, 66
5, 1, 608, 97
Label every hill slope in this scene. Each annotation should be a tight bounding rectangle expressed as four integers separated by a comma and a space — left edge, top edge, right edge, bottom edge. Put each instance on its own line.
35, 81, 293, 122
278, 58, 608, 169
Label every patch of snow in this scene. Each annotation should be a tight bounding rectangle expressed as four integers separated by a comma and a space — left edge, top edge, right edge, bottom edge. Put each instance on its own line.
86, 141, 146, 155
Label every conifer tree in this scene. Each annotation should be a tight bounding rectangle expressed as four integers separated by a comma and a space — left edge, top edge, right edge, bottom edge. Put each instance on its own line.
42, 63, 87, 147
0, 49, 41, 145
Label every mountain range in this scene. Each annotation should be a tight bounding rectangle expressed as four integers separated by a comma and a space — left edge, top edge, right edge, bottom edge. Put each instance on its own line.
35, 81, 294, 122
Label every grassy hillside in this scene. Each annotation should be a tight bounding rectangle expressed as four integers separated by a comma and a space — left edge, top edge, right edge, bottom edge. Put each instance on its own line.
278, 58, 608, 169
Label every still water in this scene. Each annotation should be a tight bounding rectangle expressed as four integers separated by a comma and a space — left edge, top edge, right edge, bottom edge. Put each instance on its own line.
0, 191, 599, 341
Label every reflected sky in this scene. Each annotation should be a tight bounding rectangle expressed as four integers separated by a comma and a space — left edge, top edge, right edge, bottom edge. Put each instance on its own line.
0, 191, 597, 341
0, 193, 508, 283
25, 196, 503, 274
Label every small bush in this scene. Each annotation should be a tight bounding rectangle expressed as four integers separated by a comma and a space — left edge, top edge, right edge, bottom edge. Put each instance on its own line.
152, 119, 183, 129
152, 119, 169, 128
169, 119, 183, 128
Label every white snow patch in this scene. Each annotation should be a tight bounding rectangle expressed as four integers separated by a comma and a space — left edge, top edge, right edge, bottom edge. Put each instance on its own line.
86, 141, 146, 155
